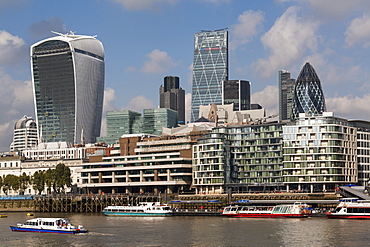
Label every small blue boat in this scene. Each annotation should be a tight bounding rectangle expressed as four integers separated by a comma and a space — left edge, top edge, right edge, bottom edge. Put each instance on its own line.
102, 202, 173, 216
10, 218, 88, 234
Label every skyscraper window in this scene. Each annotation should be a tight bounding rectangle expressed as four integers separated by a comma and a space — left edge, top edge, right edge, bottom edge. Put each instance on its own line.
191, 29, 228, 122
291, 62, 326, 120
31, 32, 105, 144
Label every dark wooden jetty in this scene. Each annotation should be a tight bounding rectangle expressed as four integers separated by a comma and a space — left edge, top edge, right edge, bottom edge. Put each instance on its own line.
33, 194, 161, 213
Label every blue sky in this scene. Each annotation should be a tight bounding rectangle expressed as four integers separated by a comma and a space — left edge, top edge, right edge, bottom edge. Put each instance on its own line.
1, 0, 370, 151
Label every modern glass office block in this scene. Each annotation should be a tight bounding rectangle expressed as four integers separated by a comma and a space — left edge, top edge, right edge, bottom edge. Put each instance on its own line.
191, 29, 228, 122
292, 62, 326, 120
31, 33, 105, 144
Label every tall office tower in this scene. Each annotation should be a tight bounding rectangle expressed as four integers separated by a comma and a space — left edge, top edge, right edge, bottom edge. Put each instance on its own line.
31, 32, 105, 144
222, 80, 250, 111
291, 62, 326, 120
159, 76, 185, 124
279, 70, 296, 121
191, 29, 228, 122
9, 115, 38, 152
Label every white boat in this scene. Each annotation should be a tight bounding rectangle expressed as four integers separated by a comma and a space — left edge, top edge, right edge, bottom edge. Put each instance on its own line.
222, 202, 312, 218
327, 198, 370, 219
102, 202, 173, 216
10, 218, 88, 234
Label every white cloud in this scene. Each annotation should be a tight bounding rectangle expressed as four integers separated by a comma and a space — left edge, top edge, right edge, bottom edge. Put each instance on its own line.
276, 0, 370, 20
100, 88, 118, 136
124, 95, 154, 112
142, 49, 178, 74
0, 30, 26, 65
251, 85, 279, 116
112, 0, 178, 11
345, 14, 370, 48
253, 6, 319, 78
0, 69, 34, 151
305, 0, 370, 20
230, 10, 264, 50
326, 94, 370, 120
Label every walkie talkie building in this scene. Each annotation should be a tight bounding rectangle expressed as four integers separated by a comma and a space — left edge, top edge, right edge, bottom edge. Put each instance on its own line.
31, 32, 105, 144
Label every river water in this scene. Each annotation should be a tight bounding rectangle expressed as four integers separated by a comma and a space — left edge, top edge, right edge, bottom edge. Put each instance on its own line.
1, 212, 370, 246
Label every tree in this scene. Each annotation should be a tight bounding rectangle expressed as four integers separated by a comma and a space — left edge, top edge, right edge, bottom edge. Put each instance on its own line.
32, 170, 45, 195
44, 168, 56, 194
19, 172, 31, 195
2, 174, 19, 195
54, 163, 72, 194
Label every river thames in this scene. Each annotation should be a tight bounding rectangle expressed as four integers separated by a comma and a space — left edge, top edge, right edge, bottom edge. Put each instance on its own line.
1, 212, 370, 246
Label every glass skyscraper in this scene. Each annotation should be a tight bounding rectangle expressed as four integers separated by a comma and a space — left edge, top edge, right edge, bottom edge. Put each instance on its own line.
279, 70, 295, 121
31, 32, 105, 144
222, 80, 250, 111
291, 62, 326, 120
191, 29, 228, 122
160, 76, 185, 124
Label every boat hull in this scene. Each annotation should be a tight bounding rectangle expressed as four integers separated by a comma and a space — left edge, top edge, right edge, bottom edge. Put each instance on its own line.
223, 213, 311, 218
102, 211, 172, 217
10, 226, 88, 234
326, 213, 370, 219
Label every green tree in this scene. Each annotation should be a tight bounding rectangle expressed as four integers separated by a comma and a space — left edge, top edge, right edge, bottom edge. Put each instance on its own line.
2, 174, 20, 194
19, 172, 31, 195
54, 163, 72, 193
44, 168, 56, 194
2, 175, 10, 195
32, 170, 45, 195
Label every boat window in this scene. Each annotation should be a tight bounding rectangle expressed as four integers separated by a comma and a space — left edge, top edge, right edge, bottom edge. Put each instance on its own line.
365, 208, 370, 213
334, 207, 342, 213
139, 210, 144, 212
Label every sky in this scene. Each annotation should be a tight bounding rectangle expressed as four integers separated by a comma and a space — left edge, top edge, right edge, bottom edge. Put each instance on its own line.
2, 0, 370, 151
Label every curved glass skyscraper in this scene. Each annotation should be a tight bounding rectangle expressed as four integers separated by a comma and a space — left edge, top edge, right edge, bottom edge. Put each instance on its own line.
191, 29, 228, 122
31, 32, 105, 144
291, 62, 326, 120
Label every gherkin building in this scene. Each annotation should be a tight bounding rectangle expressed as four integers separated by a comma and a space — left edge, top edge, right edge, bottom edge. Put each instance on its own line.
291, 62, 326, 120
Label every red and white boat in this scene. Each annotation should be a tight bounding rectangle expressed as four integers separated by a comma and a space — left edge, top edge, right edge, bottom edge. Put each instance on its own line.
326, 198, 370, 219
222, 202, 311, 218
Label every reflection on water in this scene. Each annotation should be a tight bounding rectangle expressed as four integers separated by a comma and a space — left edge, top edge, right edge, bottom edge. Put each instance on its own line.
1, 212, 370, 246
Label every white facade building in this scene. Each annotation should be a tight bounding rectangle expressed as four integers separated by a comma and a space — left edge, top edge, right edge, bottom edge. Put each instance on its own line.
10, 115, 38, 152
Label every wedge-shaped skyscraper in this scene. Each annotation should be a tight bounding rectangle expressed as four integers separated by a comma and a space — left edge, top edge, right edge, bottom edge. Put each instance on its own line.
31, 32, 105, 144
292, 62, 326, 119
191, 29, 228, 122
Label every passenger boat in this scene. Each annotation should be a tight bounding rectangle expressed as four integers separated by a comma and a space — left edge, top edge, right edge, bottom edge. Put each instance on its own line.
222, 202, 312, 218
102, 202, 173, 216
10, 218, 88, 234
326, 198, 370, 219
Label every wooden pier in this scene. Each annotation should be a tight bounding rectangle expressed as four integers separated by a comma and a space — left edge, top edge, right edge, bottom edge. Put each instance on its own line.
33, 194, 162, 213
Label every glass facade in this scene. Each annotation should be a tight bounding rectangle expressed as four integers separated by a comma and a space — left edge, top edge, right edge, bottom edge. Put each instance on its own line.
283, 113, 357, 192
159, 76, 185, 124
222, 80, 250, 111
193, 123, 284, 194
191, 30, 228, 122
31, 34, 105, 144
292, 62, 326, 120
97, 110, 141, 144
279, 70, 295, 121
